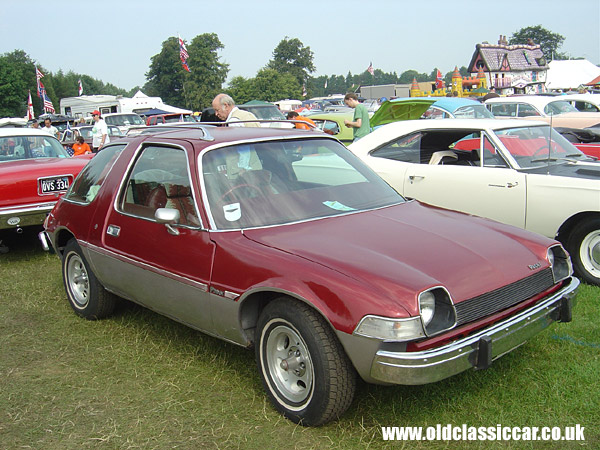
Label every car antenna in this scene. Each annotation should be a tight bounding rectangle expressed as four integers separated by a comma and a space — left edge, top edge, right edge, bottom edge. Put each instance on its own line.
547, 110, 553, 175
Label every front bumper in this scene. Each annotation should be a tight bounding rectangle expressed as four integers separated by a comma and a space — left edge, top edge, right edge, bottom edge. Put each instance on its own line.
370, 277, 579, 385
0, 202, 56, 230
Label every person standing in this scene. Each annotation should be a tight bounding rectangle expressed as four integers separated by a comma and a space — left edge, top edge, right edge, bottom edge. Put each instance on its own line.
90, 110, 109, 152
42, 118, 60, 139
211, 94, 259, 127
343, 93, 370, 141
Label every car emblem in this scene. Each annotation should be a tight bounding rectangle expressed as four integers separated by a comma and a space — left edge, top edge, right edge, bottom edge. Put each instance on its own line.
7, 217, 20, 226
528, 262, 542, 270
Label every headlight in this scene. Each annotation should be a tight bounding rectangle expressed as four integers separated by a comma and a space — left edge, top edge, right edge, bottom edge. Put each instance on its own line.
354, 315, 425, 341
419, 291, 436, 326
547, 245, 572, 283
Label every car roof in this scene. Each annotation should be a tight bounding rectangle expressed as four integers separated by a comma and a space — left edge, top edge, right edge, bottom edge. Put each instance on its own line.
0, 127, 60, 138
484, 95, 573, 107
560, 94, 600, 104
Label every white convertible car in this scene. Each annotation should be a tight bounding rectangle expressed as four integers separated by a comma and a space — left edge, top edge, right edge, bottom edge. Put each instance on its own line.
349, 119, 600, 285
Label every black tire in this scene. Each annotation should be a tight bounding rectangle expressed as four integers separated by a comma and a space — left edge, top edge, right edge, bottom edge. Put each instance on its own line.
62, 239, 117, 319
255, 298, 356, 426
566, 218, 600, 286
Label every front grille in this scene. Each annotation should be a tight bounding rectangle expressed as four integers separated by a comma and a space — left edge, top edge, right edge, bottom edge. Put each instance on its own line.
454, 268, 555, 326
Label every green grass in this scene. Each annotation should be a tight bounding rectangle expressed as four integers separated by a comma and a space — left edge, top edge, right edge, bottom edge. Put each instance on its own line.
1, 233, 599, 449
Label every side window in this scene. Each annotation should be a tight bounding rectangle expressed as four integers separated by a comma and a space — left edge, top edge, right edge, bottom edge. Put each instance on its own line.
65, 144, 126, 203
490, 103, 516, 117
517, 104, 541, 117
120, 146, 200, 226
315, 119, 340, 136
575, 101, 599, 112
370, 132, 422, 163
481, 135, 509, 168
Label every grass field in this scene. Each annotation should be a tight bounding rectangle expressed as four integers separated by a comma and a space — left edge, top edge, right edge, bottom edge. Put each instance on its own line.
1, 231, 599, 449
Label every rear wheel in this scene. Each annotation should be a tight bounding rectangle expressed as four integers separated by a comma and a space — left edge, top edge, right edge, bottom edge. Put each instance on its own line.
62, 239, 117, 319
255, 298, 356, 426
567, 218, 600, 285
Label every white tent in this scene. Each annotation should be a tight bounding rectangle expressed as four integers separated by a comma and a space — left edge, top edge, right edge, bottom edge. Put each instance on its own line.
545, 60, 600, 90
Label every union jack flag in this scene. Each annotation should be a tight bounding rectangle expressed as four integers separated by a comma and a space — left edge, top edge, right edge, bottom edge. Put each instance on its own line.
179, 36, 191, 72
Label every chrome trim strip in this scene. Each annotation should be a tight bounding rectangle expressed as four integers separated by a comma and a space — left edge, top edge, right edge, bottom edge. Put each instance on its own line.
224, 291, 239, 300
0, 202, 56, 215
82, 241, 208, 292
369, 277, 579, 385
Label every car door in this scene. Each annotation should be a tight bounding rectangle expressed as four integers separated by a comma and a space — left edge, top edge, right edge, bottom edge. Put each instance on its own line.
99, 143, 215, 331
402, 130, 527, 229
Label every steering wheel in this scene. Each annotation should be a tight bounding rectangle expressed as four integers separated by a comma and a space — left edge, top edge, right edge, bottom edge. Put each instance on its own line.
532, 145, 550, 157
220, 184, 262, 203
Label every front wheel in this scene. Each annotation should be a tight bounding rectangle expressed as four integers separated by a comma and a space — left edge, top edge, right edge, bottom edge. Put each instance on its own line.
62, 239, 117, 319
255, 298, 356, 426
567, 218, 600, 285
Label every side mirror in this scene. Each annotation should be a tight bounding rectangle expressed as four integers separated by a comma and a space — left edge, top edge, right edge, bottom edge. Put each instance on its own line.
155, 208, 180, 235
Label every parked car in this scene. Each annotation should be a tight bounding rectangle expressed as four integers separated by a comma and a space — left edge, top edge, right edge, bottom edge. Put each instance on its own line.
306, 111, 355, 145
146, 113, 196, 126
0, 128, 92, 250
555, 127, 600, 159
372, 98, 494, 125
61, 125, 124, 151
42, 125, 578, 425
485, 95, 600, 128
349, 118, 600, 285
238, 101, 293, 128
559, 93, 600, 113
103, 112, 146, 134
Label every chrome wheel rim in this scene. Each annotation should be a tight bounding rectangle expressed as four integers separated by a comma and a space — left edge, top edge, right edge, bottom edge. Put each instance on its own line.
580, 230, 600, 277
264, 322, 314, 406
66, 253, 90, 309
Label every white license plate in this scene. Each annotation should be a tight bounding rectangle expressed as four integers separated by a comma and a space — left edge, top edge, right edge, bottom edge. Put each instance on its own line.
39, 176, 70, 194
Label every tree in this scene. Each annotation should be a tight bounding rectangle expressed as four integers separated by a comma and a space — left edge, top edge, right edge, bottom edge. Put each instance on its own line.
509, 25, 565, 61
145, 34, 228, 110
267, 37, 315, 86
226, 69, 301, 104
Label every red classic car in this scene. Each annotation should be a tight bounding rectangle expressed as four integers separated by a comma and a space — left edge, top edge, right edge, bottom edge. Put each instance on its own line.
42, 126, 578, 426
0, 128, 92, 251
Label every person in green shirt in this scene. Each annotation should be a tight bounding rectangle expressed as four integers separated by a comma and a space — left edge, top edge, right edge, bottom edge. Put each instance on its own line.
343, 93, 370, 141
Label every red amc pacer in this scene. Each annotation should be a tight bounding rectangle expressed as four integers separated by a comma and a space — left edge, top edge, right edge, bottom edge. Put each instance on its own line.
0, 128, 92, 251
42, 126, 579, 426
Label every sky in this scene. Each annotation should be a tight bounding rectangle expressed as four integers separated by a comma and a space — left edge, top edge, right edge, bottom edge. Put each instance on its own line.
2, 0, 599, 91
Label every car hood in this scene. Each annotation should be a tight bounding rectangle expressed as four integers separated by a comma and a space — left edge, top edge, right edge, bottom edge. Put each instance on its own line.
522, 160, 600, 179
243, 201, 552, 311
370, 99, 436, 127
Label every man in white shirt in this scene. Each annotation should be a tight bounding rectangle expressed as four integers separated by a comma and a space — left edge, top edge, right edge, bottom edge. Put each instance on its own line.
42, 118, 60, 139
91, 110, 110, 152
211, 94, 259, 127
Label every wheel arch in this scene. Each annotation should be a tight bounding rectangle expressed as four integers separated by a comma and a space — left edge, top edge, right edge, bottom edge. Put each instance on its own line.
555, 211, 600, 246
238, 288, 339, 347
54, 228, 77, 257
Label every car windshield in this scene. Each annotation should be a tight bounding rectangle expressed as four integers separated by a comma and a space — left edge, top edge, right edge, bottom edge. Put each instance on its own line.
544, 101, 579, 115
453, 105, 495, 119
493, 125, 589, 168
202, 138, 403, 229
0, 135, 70, 162
164, 115, 196, 123
105, 114, 145, 126
242, 106, 286, 120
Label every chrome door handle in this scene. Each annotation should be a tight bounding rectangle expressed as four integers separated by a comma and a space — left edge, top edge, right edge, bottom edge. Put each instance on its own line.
506, 182, 519, 188
408, 175, 425, 182
106, 225, 120, 237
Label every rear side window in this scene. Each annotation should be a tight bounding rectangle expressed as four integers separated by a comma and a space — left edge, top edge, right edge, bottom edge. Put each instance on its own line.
65, 144, 126, 203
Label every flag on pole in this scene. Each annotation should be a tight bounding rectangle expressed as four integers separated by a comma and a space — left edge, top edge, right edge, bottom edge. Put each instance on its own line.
42, 91, 55, 114
78, 79, 83, 96
324, 78, 328, 89
27, 91, 35, 120
302, 83, 307, 97
35, 66, 44, 98
367, 62, 374, 76
435, 69, 444, 90
178, 35, 191, 72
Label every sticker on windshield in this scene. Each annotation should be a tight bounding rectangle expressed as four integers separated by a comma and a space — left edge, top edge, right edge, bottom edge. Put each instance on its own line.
322, 201, 356, 212
223, 202, 241, 221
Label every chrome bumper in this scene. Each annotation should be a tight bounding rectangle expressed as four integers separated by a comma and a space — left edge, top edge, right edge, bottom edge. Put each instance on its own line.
370, 277, 579, 385
38, 230, 52, 252
0, 202, 55, 230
